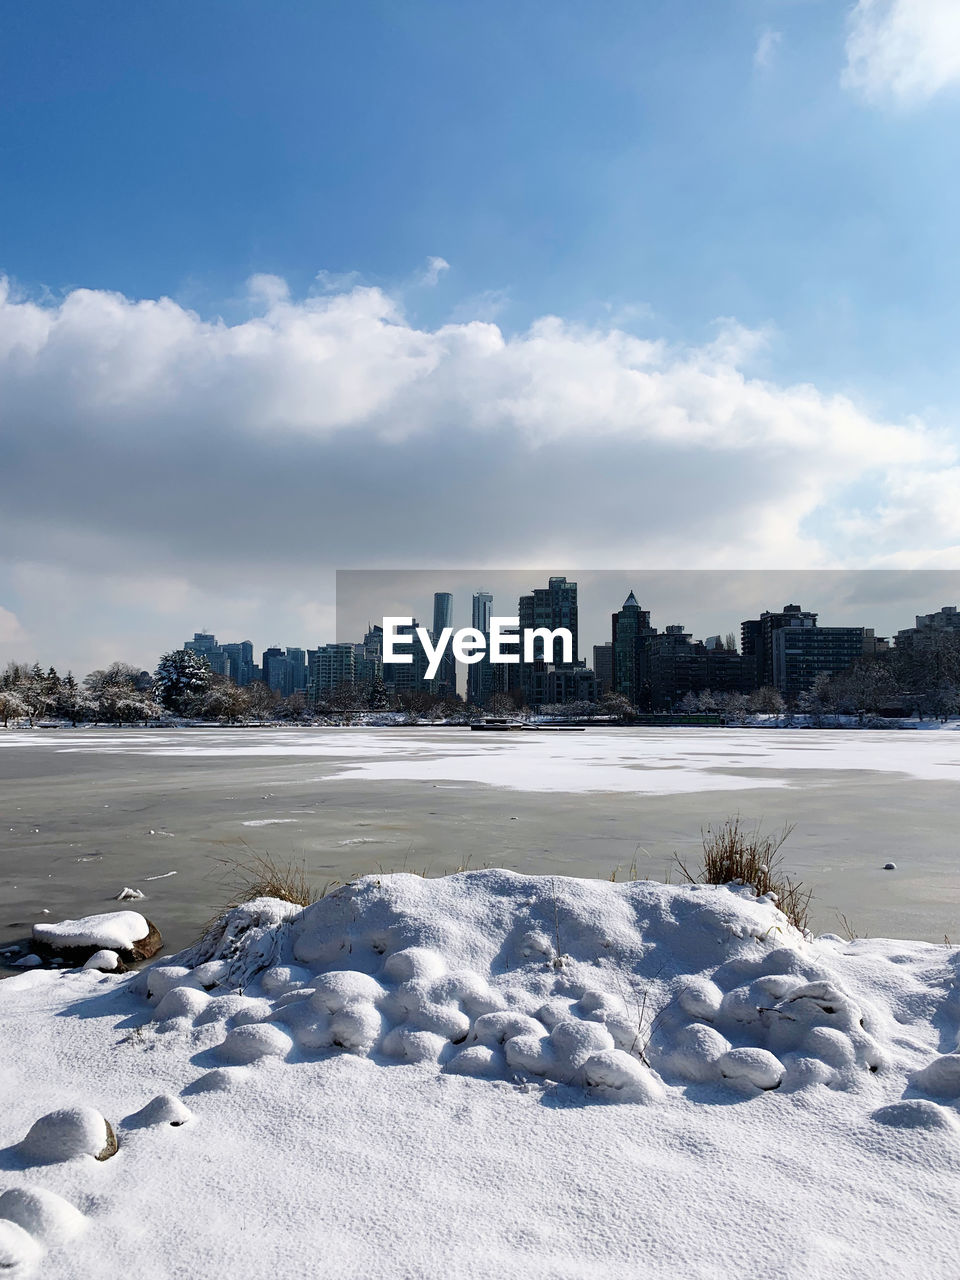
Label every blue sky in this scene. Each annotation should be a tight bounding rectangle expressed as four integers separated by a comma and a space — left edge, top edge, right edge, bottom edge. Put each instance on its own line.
3, 0, 958, 412
1, 1, 960, 669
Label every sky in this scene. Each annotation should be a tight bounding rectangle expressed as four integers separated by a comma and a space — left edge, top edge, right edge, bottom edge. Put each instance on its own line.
2, 0, 960, 673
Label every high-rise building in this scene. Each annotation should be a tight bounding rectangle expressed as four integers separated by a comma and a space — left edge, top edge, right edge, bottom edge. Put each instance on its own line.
468, 592, 494, 707
309, 644, 357, 703
647, 626, 703, 710
433, 592, 453, 635
262, 647, 293, 697
221, 641, 256, 686
593, 642, 613, 695
518, 576, 578, 707
740, 605, 817, 689
771, 621, 866, 695
185, 632, 227, 676
285, 647, 307, 693
895, 605, 960, 652
611, 592, 656, 707
431, 592, 457, 699
353, 625, 383, 687
381, 619, 430, 694
546, 666, 599, 705
472, 591, 493, 634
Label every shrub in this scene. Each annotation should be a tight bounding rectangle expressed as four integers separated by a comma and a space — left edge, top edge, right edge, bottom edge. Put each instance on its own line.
218, 851, 319, 908
675, 817, 811, 932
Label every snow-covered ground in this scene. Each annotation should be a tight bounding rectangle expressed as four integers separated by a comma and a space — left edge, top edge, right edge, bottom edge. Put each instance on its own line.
2, 870, 960, 1278
4, 725, 960, 794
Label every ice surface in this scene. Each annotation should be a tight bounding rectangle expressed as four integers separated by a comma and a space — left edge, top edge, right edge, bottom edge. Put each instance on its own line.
8, 725, 960, 794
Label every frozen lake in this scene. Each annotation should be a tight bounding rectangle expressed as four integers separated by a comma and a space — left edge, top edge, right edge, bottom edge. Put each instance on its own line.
2, 725, 960, 963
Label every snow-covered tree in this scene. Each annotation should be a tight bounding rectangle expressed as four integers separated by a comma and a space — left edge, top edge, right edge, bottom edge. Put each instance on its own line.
241, 681, 278, 724
367, 676, 390, 710
153, 649, 212, 715
598, 691, 633, 720
719, 691, 750, 724
0, 690, 27, 727
84, 662, 146, 697
57, 673, 95, 726
749, 686, 785, 717
486, 693, 515, 717
202, 679, 247, 723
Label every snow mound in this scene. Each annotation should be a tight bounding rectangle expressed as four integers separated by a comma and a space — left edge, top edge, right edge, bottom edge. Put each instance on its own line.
130, 870, 906, 1104
124, 1094, 192, 1129
0, 1187, 87, 1248
33, 912, 148, 951
19, 1106, 117, 1164
0, 1218, 44, 1273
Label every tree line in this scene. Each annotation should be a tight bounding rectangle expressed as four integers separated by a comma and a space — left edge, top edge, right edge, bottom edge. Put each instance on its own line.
1, 631, 958, 726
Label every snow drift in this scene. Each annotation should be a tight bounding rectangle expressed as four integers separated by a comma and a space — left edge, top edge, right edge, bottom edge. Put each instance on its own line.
132, 869, 936, 1103
5, 869, 960, 1278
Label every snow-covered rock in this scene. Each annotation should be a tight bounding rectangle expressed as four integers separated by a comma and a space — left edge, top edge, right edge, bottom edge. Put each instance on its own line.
82, 949, 121, 973
32, 911, 161, 963
19, 1106, 118, 1164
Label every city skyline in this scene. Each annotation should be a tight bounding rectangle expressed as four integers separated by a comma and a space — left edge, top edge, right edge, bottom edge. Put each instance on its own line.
153, 578, 960, 707
7, 569, 960, 678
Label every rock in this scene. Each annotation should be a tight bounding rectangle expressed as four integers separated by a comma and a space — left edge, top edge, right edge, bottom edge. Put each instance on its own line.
882, 862, 897, 871
114, 887, 145, 901
32, 911, 162, 965
12, 954, 42, 968
19, 1106, 118, 1164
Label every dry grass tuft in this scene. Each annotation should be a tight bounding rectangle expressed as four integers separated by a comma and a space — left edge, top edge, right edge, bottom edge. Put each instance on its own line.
216, 850, 324, 908
674, 816, 812, 932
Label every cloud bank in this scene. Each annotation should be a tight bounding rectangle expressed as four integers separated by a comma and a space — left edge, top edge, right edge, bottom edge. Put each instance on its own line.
0, 275, 956, 668
844, 0, 960, 104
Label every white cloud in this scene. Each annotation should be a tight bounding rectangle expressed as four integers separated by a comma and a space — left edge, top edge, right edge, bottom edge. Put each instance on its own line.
843, 0, 960, 104
754, 28, 782, 71
419, 256, 450, 287
0, 605, 28, 651
448, 288, 511, 324
0, 272, 956, 666
315, 268, 362, 293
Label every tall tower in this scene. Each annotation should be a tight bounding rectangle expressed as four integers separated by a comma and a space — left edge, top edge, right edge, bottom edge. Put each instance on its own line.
468, 591, 494, 707
433, 592, 453, 636
612, 591, 656, 707
432, 591, 457, 699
